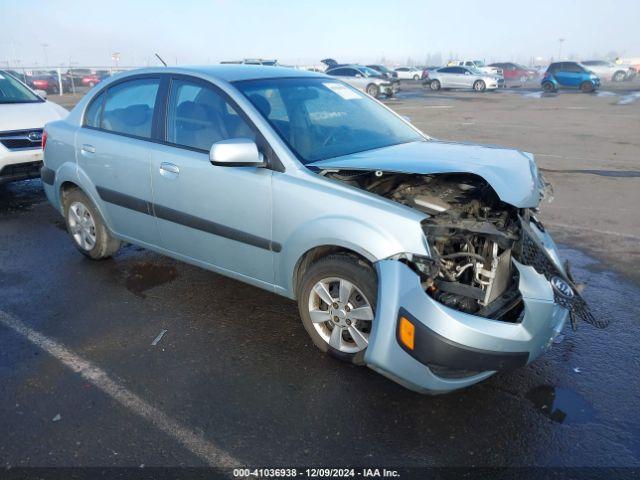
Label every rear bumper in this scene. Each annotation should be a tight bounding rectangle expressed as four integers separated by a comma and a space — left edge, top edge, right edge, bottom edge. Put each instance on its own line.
0, 148, 44, 184
364, 259, 568, 394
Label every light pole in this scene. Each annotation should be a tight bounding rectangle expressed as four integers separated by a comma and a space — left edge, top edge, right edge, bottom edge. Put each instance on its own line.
557, 38, 565, 61
42, 43, 50, 66
111, 52, 120, 71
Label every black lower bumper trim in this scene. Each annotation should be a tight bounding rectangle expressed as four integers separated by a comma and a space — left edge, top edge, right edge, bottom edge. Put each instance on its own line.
397, 308, 529, 372
40, 166, 56, 185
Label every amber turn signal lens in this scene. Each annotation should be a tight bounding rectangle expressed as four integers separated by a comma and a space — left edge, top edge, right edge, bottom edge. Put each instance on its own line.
399, 317, 415, 350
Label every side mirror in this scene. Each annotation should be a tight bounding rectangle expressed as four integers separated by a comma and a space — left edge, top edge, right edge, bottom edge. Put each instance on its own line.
210, 138, 265, 167
35, 89, 48, 99
464, 71, 471, 75
355, 74, 362, 78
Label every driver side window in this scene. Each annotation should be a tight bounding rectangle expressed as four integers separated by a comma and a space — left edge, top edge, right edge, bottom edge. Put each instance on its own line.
166, 79, 255, 151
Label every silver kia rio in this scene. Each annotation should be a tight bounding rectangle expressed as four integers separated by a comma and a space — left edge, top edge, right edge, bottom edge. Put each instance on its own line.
41, 65, 598, 393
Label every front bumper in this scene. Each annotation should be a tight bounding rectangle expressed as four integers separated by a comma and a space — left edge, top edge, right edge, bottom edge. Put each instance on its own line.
0, 148, 44, 184
364, 259, 568, 394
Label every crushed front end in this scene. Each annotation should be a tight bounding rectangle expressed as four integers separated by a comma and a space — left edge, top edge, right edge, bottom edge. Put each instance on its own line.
341, 172, 601, 393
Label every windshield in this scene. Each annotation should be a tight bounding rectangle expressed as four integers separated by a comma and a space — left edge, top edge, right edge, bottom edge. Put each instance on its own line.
235, 77, 423, 164
360, 66, 383, 77
0, 71, 42, 104
473, 60, 485, 68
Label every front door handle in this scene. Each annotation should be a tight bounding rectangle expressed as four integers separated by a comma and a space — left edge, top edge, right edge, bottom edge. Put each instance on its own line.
159, 162, 180, 177
80, 144, 95, 154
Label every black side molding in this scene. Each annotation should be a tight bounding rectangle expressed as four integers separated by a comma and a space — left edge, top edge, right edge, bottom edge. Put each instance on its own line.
40, 166, 56, 185
96, 186, 281, 253
396, 308, 530, 372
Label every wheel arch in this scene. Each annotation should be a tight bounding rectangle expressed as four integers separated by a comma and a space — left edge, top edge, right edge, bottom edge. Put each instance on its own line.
292, 245, 376, 300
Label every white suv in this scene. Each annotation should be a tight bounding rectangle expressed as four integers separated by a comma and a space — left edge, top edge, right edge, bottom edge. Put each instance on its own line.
0, 71, 68, 184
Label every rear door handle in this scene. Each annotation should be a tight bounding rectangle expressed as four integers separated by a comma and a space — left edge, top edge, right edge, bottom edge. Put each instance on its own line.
159, 162, 180, 176
80, 144, 95, 154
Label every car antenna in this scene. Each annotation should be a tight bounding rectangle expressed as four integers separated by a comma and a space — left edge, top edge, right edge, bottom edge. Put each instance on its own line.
155, 53, 167, 67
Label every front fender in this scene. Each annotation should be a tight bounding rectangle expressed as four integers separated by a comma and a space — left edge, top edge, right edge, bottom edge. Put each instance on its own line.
276, 215, 427, 298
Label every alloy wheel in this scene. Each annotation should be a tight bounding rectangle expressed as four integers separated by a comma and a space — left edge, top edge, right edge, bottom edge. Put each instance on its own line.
307, 277, 374, 354
68, 201, 97, 251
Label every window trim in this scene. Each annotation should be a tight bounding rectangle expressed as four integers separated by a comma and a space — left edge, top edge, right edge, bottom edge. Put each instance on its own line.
81, 73, 163, 143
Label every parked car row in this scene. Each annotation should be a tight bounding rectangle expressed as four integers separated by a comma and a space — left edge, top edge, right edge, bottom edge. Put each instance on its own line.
4, 68, 113, 94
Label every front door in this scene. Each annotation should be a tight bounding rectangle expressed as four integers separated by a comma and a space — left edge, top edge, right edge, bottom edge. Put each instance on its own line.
148, 76, 275, 285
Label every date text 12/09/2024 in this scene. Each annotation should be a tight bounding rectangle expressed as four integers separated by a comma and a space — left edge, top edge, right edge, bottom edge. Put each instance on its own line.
233, 468, 401, 478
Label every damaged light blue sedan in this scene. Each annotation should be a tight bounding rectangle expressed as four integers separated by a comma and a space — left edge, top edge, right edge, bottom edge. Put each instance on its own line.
41, 66, 598, 393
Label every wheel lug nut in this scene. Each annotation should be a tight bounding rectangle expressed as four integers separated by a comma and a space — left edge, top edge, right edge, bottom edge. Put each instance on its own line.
333, 316, 339, 322
345, 305, 351, 312
332, 303, 339, 308
346, 319, 351, 326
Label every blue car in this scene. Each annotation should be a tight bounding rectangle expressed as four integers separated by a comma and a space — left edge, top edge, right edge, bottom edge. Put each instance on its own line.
41, 66, 598, 394
541, 62, 600, 93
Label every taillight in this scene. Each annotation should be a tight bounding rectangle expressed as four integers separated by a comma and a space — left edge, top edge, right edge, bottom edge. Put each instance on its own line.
42, 130, 48, 150
33, 79, 47, 86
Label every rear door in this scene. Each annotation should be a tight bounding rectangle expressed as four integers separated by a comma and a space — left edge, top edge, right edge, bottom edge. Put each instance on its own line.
77, 75, 162, 245
147, 75, 276, 284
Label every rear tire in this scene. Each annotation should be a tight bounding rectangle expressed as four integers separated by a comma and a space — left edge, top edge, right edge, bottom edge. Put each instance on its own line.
542, 81, 556, 92
297, 254, 377, 366
366, 83, 380, 98
413, 74, 420, 81
580, 81, 595, 93
613, 71, 626, 82
473, 80, 486, 92
430, 80, 441, 91
519, 75, 528, 83
63, 188, 120, 260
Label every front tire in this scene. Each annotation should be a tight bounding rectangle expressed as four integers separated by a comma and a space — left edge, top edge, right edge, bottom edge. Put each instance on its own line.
297, 254, 377, 365
580, 81, 595, 93
430, 79, 441, 91
63, 188, 120, 260
366, 83, 380, 98
473, 80, 486, 92
413, 74, 420, 81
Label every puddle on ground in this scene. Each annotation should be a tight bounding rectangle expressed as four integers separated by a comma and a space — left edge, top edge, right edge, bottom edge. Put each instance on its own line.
0, 179, 46, 214
540, 168, 640, 178
618, 92, 640, 105
526, 385, 596, 424
125, 262, 179, 298
596, 91, 618, 97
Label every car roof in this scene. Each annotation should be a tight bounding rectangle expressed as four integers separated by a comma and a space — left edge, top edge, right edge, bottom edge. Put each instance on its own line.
106, 65, 325, 83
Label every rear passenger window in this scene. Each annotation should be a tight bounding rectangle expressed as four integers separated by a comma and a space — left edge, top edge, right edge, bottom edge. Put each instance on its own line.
84, 92, 104, 128
166, 79, 255, 151
101, 78, 159, 139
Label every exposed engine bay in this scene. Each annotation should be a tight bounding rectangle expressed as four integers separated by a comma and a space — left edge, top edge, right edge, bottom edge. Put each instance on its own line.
323, 168, 605, 330
325, 170, 530, 321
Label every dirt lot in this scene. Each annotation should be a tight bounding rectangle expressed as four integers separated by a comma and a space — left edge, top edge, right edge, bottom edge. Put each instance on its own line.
1, 81, 639, 472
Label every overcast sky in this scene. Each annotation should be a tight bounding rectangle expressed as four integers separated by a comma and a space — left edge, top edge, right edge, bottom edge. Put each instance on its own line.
1, 0, 638, 68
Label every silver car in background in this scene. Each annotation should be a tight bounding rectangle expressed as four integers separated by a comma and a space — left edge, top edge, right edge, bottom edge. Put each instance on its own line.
325, 65, 398, 98
427, 66, 503, 92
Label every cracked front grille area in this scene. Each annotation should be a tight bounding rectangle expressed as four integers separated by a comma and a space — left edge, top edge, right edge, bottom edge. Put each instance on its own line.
519, 225, 608, 329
